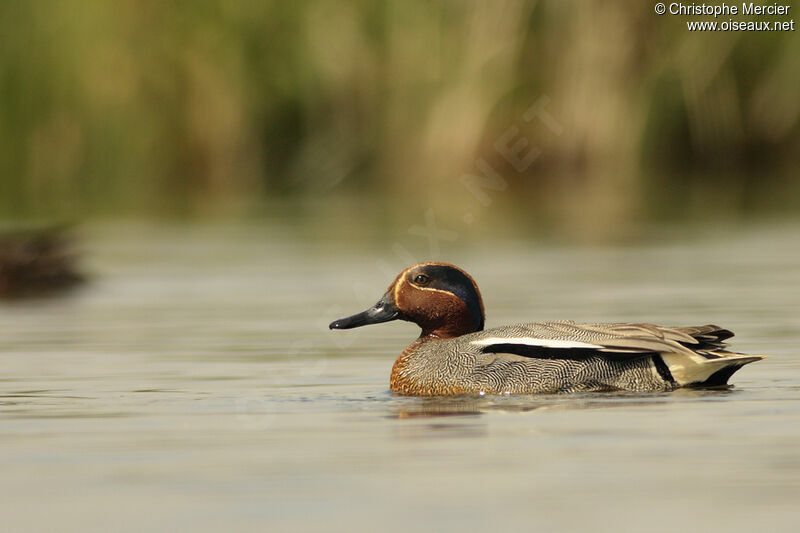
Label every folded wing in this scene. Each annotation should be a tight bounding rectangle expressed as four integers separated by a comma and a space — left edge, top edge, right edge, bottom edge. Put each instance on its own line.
469, 321, 763, 386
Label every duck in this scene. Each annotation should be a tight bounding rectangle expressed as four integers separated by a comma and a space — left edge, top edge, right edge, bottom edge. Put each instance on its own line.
329, 262, 765, 396
0, 226, 84, 299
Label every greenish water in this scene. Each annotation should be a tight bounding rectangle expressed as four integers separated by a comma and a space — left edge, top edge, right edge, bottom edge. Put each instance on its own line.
1, 223, 799, 532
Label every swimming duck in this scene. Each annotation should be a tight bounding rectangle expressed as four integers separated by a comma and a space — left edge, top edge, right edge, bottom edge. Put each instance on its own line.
0, 226, 84, 299
329, 262, 765, 396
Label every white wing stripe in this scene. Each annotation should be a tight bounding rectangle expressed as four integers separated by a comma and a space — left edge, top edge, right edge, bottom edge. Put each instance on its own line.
470, 337, 603, 349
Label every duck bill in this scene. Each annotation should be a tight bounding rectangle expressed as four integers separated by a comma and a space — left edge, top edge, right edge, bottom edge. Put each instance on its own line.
329, 293, 401, 330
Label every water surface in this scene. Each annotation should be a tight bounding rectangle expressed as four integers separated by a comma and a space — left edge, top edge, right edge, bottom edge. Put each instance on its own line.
2, 223, 799, 532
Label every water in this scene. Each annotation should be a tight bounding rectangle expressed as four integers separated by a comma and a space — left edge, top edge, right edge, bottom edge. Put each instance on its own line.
2, 222, 799, 532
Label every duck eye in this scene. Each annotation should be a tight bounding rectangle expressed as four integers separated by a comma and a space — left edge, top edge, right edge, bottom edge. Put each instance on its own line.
413, 274, 429, 285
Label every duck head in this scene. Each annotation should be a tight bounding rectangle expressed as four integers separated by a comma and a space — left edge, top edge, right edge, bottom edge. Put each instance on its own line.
329, 262, 485, 338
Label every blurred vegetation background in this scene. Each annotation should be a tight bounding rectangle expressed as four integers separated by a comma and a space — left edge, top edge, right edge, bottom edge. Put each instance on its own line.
1, 0, 798, 240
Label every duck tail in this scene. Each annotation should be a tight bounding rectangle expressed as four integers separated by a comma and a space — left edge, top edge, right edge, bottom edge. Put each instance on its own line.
659, 351, 766, 387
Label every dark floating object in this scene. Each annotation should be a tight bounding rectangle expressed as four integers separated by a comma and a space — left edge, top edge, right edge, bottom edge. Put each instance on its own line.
0, 227, 85, 299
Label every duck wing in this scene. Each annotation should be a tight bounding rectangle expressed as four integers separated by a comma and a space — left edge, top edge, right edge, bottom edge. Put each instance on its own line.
467, 321, 763, 386
468, 320, 717, 358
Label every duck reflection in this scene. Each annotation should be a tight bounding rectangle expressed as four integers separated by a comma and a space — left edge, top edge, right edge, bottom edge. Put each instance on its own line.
388, 388, 737, 419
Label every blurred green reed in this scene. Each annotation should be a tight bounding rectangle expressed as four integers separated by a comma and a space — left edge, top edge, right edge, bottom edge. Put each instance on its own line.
1, 1, 798, 237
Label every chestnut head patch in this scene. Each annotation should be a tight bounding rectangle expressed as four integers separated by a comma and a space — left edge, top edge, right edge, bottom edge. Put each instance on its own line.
404, 263, 484, 332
